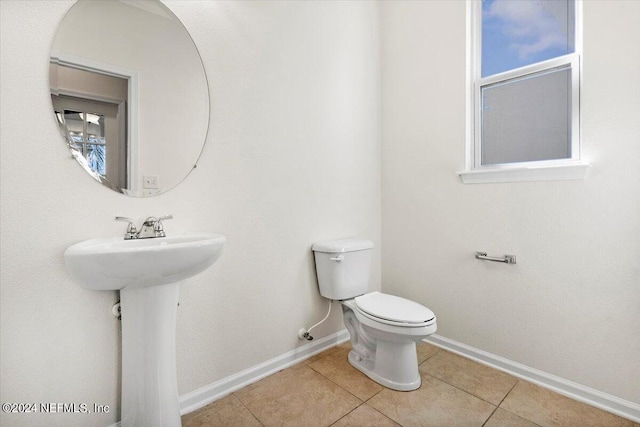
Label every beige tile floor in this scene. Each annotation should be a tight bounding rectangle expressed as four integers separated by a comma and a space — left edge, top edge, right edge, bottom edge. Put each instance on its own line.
183, 342, 638, 427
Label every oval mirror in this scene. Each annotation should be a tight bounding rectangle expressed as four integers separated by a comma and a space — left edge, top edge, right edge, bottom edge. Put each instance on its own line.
50, 0, 209, 197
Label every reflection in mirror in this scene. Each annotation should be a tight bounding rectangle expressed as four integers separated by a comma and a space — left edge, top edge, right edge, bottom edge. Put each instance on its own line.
50, 0, 209, 197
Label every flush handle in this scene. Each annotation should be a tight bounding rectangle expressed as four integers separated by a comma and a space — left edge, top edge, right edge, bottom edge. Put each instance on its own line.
330, 255, 344, 262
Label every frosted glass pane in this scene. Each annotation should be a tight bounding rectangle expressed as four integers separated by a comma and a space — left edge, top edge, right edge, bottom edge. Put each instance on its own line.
481, 67, 571, 166
87, 144, 106, 177
482, 0, 574, 77
86, 112, 106, 144
64, 110, 84, 141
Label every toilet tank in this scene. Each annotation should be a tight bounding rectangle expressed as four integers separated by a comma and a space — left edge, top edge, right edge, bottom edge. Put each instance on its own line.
311, 239, 373, 300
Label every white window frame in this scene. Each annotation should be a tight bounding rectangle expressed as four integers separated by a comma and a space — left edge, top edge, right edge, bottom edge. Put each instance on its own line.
459, 0, 588, 184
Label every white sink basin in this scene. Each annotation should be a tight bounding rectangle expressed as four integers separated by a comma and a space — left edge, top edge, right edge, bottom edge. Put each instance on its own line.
64, 232, 226, 290
64, 231, 226, 427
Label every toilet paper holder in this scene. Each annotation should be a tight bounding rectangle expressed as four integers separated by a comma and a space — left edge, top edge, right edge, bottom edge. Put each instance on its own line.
475, 251, 517, 264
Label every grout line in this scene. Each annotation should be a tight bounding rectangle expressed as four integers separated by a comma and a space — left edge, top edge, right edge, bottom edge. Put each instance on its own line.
498, 407, 545, 427
481, 407, 499, 427
498, 380, 520, 406
421, 372, 500, 408
481, 380, 520, 427
419, 349, 500, 406
363, 392, 402, 427
328, 402, 365, 427
419, 348, 525, 409
364, 387, 384, 403
492, 380, 544, 427
230, 393, 265, 427
304, 345, 398, 425
303, 360, 387, 427
417, 346, 442, 367
305, 346, 375, 404
497, 406, 545, 427
308, 362, 371, 404
493, 379, 520, 412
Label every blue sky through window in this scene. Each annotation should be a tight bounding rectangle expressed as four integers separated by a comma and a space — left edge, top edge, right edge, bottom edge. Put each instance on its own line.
482, 0, 574, 77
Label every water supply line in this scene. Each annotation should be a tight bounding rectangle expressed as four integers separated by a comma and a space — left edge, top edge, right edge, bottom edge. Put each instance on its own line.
298, 299, 332, 341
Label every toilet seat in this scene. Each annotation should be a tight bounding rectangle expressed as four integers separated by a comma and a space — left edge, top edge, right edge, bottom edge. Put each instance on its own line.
354, 292, 436, 327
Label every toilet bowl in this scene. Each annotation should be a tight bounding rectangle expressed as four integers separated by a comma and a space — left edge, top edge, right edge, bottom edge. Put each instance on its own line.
312, 239, 437, 391
342, 292, 436, 390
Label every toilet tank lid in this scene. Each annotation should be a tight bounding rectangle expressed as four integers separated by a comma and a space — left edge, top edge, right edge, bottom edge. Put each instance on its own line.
312, 238, 373, 253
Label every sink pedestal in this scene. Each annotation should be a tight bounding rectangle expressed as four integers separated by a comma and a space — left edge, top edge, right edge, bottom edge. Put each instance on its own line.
121, 283, 182, 427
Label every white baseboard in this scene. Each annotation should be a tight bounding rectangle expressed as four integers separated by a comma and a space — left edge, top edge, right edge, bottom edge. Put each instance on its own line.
424, 334, 640, 423
179, 329, 350, 415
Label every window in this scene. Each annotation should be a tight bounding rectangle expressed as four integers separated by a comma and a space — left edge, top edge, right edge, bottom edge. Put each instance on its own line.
460, 0, 587, 184
58, 109, 107, 177
52, 95, 124, 187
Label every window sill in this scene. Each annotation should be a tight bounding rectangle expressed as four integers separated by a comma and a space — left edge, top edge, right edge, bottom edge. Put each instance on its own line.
457, 162, 589, 184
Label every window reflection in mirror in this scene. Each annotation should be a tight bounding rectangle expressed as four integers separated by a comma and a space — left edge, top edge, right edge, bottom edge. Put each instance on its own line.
52, 65, 128, 189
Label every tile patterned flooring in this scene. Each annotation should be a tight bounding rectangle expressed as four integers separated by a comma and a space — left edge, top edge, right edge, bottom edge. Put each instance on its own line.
183, 342, 638, 427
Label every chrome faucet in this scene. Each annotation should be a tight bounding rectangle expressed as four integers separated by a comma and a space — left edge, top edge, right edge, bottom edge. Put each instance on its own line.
116, 215, 173, 240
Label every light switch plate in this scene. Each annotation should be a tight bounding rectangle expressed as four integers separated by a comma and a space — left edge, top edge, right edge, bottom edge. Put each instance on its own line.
143, 175, 159, 189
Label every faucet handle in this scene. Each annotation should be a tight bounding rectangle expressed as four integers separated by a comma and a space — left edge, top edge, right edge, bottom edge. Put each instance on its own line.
154, 214, 173, 237
115, 216, 138, 239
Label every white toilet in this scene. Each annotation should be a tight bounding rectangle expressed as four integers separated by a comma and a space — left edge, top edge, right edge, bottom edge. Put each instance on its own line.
312, 238, 437, 391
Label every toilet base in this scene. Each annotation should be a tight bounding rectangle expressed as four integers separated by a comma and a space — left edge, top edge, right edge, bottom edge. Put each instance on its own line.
340, 298, 435, 392
347, 340, 421, 391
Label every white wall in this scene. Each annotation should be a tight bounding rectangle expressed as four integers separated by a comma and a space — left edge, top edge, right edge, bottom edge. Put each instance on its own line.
381, 0, 640, 405
0, 1, 381, 426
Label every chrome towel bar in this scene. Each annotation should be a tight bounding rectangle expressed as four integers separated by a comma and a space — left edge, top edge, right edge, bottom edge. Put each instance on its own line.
475, 252, 516, 264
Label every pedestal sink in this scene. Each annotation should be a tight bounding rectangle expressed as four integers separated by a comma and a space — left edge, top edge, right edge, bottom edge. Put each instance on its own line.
64, 232, 226, 427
